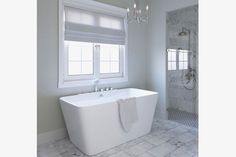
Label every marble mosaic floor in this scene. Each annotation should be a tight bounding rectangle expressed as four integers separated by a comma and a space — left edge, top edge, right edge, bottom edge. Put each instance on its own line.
38, 120, 198, 157
168, 108, 198, 128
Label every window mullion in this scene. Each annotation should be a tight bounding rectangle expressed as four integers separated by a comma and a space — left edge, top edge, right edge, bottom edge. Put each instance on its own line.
94, 44, 100, 79
64, 43, 69, 77
176, 51, 179, 70
119, 46, 123, 76
80, 47, 82, 74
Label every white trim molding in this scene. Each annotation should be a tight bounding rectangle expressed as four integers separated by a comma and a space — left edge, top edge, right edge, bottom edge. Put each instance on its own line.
37, 128, 68, 145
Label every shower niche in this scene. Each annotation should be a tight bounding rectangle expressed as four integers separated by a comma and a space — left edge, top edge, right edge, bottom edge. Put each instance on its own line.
166, 5, 198, 127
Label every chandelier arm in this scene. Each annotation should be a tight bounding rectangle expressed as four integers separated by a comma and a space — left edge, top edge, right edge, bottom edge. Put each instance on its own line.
126, 0, 149, 24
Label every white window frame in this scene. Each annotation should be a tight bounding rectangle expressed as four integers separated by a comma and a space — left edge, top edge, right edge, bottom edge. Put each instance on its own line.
167, 49, 177, 71
58, 0, 128, 88
98, 44, 124, 78
167, 49, 189, 71
178, 50, 189, 70
63, 42, 95, 81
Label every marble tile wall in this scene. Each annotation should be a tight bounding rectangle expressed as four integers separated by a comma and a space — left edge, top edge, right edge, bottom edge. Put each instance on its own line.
166, 5, 198, 114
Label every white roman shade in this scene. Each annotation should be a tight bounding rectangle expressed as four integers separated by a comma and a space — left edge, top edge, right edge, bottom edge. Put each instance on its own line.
64, 6, 126, 45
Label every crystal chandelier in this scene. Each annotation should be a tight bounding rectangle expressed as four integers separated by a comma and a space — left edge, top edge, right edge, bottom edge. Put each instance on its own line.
126, 0, 149, 24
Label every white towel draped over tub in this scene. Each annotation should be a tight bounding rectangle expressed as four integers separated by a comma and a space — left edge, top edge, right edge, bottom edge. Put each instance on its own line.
117, 97, 138, 132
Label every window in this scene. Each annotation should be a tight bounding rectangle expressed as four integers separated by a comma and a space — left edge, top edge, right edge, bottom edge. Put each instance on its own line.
64, 41, 124, 80
58, 0, 128, 88
167, 49, 189, 71
66, 41, 93, 76
178, 50, 188, 70
100, 44, 120, 74
167, 49, 177, 70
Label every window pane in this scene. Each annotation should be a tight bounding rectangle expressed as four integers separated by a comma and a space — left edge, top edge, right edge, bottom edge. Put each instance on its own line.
179, 52, 184, 61
171, 52, 176, 61
100, 46, 110, 61
179, 52, 188, 61
81, 62, 93, 74
110, 48, 119, 61
184, 62, 188, 69
68, 42, 82, 61
171, 62, 176, 70
168, 61, 176, 70
100, 62, 110, 73
183, 53, 188, 61
68, 62, 81, 75
81, 47, 93, 61
66, 41, 93, 75
100, 44, 120, 74
68, 41, 93, 61
110, 52, 119, 61
168, 52, 172, 61
168, 50, 176, 61
110, 62, 119, 73
168, 62, 172, 70
179, 61, 184, 70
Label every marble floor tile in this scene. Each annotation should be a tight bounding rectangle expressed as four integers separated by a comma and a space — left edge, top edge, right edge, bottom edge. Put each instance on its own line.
162, 126, 190, 139
185, 139, 198, 154
188, 128, 198, 137
138, 152, 156, 157
148, 143, 177, 157
168, 146, 194, 157
38, 120, 198, 157
124, 141, 154, 156
150, 127, 167, 137
167, 138, 185, 148
108, 151, 131, 157
152, 120, 180, 131
145, 135, 170, 146
95, 147, 121, 157
174, 132, 196, 143
117, 137, 144, 150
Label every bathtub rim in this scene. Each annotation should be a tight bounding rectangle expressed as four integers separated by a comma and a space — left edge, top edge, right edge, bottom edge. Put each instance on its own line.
59, 88, 158, 108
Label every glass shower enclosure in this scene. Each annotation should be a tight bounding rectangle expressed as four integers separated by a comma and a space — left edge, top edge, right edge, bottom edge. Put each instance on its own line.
166, 5, 198, 128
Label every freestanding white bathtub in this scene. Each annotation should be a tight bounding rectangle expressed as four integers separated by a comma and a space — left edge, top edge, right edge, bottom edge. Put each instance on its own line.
60, 88, 158, 155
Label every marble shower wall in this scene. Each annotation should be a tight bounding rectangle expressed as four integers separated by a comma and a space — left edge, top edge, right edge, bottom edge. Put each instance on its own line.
166, 5, 198, 114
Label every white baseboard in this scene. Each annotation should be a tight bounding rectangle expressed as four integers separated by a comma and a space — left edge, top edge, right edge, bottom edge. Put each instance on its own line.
37, 128, 68, 145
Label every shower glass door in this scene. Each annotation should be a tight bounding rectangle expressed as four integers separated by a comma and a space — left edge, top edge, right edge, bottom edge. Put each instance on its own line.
166, 5, 198, 128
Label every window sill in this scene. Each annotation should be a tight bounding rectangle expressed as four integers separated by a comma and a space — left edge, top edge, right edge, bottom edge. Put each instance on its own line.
58, 76, 128, 88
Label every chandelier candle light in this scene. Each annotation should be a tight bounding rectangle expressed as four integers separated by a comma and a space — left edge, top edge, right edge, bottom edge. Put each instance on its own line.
127, 0, 149, 24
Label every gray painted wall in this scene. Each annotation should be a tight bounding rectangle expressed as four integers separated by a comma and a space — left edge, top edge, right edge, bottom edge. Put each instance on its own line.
38, 0, 148, 134
146, 0, 198, 120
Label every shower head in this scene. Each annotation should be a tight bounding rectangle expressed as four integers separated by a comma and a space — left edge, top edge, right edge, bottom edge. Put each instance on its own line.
178, 27, 190, 36
178, 31, 188, 36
